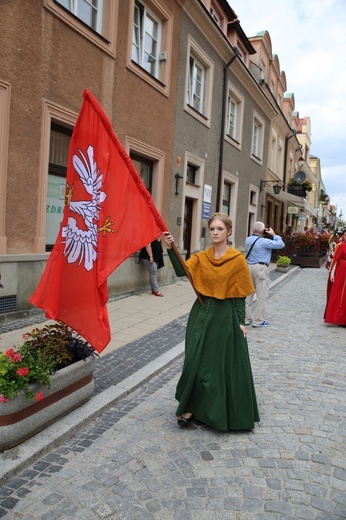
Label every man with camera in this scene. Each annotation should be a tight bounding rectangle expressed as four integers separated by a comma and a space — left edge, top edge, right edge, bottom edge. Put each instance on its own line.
245, 221, 285, 327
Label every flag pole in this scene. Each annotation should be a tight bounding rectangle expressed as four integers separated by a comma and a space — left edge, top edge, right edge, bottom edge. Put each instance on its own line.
171, 242, 204, 305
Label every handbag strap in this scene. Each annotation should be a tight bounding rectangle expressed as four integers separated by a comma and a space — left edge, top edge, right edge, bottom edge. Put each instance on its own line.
246, 236, 261, 260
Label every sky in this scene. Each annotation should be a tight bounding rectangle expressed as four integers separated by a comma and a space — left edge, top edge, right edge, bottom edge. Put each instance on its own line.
230, 0, 346, 220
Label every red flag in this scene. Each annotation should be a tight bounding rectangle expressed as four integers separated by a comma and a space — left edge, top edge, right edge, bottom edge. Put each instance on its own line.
30, 89, 167, 352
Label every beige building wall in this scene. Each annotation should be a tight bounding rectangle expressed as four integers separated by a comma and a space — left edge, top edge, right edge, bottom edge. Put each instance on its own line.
0, 0, 181, 316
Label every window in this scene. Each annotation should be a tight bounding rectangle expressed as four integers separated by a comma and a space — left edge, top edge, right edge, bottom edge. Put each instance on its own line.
250, 190, 257, 205
128, 0, 173, 96
251, 112, 265, 163
130, 153, 153, 193
210, 6, 220, 26
44, 0, 117, 56
125, 136, 165, 211
222, 182, 232, 215
186, 163, 197, 184
253, 125, 259, 156
278, 139, 284, 177
270, 131, 277, 172
46, 123, 72, 250
187, 56, 205, 113
132, 1, 162, 79
225, 85, 244, 147
55, 0, 104, 34
221, 172, 238, 236
227, 99, 237, 139
184, 35, 214, 127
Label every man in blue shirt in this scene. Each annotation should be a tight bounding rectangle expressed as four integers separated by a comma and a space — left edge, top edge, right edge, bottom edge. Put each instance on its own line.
245, 221, 285, 327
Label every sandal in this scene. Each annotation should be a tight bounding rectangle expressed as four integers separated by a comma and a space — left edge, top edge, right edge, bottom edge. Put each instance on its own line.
152, 291, 164, 297
177, 414, 193, 428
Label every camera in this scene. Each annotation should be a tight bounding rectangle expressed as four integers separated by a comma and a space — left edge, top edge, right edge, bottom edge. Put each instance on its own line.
263, 228, 273, 240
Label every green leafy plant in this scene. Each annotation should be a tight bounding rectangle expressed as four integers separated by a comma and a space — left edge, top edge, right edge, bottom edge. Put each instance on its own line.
0, 322, 98, 402
276, 255, 291, 266
301, 180, 312, 192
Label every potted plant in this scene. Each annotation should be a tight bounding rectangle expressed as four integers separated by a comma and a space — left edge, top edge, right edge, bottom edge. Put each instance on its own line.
276, 255, 291, 272
0, 322, 99, 450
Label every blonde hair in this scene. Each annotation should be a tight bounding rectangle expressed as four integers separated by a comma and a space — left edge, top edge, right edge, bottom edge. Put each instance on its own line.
208, 212, 232, 231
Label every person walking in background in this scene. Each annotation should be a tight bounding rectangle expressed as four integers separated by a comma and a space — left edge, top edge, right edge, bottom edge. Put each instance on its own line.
325, 232, 340, 271
245, 221, 285, 327
163, 212, 259, 431
140, 238, 164, 297
324, 237, 346, 326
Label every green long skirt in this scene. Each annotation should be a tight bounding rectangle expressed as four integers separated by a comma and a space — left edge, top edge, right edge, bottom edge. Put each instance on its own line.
176, 297, 260, 431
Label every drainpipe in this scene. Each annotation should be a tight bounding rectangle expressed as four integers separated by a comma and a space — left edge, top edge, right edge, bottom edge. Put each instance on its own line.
216, 49, 240, 211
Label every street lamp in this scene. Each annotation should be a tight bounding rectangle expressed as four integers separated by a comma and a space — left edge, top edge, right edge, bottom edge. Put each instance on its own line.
260, 179, 283, 195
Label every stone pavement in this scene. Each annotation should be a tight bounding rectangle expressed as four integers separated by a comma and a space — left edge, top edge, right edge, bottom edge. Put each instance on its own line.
0, 265, 346, 519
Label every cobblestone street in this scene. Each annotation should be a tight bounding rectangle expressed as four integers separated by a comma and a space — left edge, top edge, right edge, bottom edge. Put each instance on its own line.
0, 267, 345, 519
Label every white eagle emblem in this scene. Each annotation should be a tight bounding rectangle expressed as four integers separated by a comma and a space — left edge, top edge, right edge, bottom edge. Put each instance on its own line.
62, 145, 111, 271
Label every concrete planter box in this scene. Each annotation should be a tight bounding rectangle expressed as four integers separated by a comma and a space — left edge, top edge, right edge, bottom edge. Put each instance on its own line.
276, 265, 289, 272
291, 254, 327, 268
0, 357, 95, 451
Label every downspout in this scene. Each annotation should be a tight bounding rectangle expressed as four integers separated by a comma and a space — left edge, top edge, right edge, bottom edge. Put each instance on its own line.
216, 49, 240, 211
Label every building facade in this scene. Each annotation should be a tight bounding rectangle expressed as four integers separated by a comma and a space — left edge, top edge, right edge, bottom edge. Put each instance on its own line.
0, 0, 329, 321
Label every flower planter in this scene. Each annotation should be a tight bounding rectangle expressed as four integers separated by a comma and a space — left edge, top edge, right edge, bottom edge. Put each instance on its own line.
276, 265, 289, 272
287, 185, 307, 198
0, 357, 95, 451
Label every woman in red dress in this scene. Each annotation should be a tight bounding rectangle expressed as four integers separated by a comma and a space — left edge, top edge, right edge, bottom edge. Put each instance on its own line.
324, 240, 346, 326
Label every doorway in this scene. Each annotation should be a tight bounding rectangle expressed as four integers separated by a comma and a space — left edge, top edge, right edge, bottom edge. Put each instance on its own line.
183, 198, 193, 259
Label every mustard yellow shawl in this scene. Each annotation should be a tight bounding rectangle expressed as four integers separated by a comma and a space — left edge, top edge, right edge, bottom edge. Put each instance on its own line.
185, 247, 254, 299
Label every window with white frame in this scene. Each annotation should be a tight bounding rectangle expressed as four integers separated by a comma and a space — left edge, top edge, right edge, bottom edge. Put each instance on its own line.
226, 85, 244, 145
55, 0, 104, 34
187, 56, 205, 114
251, 112, 265, 162
132, 0, 162, 79
185, 35, 214, 126
210, 6, 220, 26
45, 0, 116, 56
270, 130, 277, 172
278, 139, 284, 177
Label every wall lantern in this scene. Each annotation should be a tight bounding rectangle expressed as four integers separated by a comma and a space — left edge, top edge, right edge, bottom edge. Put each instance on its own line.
260, 179, 282, 195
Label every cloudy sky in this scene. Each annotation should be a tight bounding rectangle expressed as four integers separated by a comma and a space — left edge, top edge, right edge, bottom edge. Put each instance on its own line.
230, 0, 346, 219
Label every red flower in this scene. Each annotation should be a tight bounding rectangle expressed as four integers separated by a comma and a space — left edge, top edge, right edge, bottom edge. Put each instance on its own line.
16, 367, 29, 376
12, 353, 22, 362
35, 392, 44, 401
5, 348, 15, 359
0, 395, 9, 403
